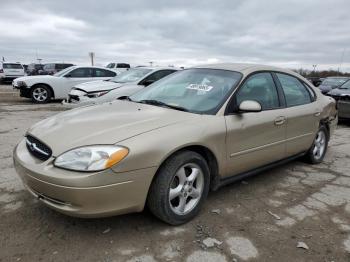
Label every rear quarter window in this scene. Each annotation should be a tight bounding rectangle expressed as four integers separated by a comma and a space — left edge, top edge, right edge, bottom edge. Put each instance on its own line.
3, 63, 23, 69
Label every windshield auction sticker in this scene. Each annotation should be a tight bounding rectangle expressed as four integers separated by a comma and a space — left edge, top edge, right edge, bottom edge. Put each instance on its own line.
186, 84, 214, 92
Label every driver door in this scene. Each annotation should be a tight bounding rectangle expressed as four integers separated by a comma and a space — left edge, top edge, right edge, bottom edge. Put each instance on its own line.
224, 72, 287, 176
62, 67, 94, 96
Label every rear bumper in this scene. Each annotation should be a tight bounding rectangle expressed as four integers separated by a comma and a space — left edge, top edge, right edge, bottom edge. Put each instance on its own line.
0, 76, 23, 81
13, 139, 157, 218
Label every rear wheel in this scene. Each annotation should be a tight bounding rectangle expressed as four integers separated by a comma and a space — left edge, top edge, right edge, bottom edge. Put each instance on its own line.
305, 125, 329, 164
147, 151, 210, 225
31, 85, 51, 103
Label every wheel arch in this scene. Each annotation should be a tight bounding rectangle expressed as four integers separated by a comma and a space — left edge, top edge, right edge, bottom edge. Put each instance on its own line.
150, 144, 220, 192
31, 83, 55, 99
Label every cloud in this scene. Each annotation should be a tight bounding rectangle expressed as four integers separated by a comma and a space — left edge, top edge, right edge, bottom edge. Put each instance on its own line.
0, 0, 349, 71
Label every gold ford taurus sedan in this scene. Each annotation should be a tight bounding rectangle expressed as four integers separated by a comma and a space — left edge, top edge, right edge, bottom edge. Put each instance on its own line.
13, 63, 337, 225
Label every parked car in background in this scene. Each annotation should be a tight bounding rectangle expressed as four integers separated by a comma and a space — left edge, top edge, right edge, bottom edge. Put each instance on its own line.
65, 67, 178, 106
318, 76, 349, 94
39, 63, 74, 75
0, 62, 25, 82
13, 63, 337, 225
106, 63, 131, 75
327, 79, 350, 119
307, 77, 323, 87
12, 66, 116, 103
26, 63, 44, 76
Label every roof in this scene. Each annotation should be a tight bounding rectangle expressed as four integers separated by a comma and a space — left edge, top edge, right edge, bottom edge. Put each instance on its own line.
134, 66, 180, 71
193, 63, 298, 76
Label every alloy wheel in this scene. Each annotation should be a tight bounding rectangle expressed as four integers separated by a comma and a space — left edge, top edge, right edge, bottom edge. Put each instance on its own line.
169, 163, 204, 215
33, 87, 48, 102
313, 130, 326, 160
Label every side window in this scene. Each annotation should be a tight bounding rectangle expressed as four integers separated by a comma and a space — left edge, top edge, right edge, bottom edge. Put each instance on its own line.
94, 69, 116, 77
276, 73, 311, 107
236, 73, 280, 110
144, 70, 176, 82
68, 68, 93, 78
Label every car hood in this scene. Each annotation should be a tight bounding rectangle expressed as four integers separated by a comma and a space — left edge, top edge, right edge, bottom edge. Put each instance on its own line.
14, 75, 54, 83
74, 80, 131, 92
27, 100, 198, 156
328, 88, 350, 96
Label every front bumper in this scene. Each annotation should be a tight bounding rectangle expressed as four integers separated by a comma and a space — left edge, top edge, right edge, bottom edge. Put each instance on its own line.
13, 139, 156, 218
338, 100, 350, 119
13, 82, 31, 98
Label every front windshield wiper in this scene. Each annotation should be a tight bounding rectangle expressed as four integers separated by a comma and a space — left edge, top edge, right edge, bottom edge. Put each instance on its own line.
118, 96, 133, 101
138, 99, 189, 112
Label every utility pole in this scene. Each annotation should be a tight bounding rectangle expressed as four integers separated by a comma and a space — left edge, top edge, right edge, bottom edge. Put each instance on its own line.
89, 52, 95, 66
338, 48, 346, 75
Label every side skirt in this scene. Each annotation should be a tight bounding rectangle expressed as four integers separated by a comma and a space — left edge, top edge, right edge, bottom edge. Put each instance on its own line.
217, 152, 306, 189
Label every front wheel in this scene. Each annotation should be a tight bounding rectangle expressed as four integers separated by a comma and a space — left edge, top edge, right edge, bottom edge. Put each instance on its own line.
31, 85, 51, 103
305, 125, 329, 164
147, 151, 210, 225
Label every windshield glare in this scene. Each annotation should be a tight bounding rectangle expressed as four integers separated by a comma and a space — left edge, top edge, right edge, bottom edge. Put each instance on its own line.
54, 66, 75, 77
110, 68, 152, 83
322, 78, 348, 86
131, 68, 242, 114
340, 80, 350, 89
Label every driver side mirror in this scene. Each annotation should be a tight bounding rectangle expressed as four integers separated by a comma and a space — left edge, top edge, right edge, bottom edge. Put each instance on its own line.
238, 100, 262, 113
64, 74, 72, 78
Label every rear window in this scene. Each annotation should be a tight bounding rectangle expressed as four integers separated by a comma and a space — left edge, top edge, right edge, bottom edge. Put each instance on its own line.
57, 64, 73, 70
3, 63, 23, 69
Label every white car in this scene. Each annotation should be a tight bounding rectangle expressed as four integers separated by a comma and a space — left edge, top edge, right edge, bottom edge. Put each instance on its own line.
12, 66, 117, 103
106, 63, 131, 75
0, 62, 25, 83
65, 67, 178, 107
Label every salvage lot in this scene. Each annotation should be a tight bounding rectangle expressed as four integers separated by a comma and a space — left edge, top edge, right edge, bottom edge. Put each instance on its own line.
1, 83, 350, 261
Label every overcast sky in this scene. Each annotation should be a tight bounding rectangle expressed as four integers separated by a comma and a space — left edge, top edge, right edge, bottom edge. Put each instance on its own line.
1, 0, 349, 71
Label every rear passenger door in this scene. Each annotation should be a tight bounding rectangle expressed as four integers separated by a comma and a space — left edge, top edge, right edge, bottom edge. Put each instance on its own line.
225, 72, 287, 176
274, 73, 319, 156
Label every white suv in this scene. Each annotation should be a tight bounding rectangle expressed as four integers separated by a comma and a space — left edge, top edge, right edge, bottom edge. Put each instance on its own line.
106, 63, 131, 75
0, 62, 25, 83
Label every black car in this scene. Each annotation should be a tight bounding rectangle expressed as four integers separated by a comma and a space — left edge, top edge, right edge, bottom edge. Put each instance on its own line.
39, 63, 74, 75
26, 63, 44, 76
307, 77, 323, 87
327, 80, 350, 119
318, 77, 349, 94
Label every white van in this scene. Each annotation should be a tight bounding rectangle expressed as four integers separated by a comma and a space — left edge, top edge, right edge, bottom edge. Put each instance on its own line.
0, 62, 25, 82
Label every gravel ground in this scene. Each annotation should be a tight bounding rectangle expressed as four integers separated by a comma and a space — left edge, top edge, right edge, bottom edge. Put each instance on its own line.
1, 84, 350, 262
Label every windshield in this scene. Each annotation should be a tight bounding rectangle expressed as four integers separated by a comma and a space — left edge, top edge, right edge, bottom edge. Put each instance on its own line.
130, 68, 242, 115
322, 78, 348, 86
339, 80, 350, 89
54, 66, 75, 77
106, 63, 115, 68
110, 68, 152, 83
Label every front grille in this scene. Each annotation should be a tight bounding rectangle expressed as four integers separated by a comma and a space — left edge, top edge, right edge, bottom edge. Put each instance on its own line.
26, 135, 52, 161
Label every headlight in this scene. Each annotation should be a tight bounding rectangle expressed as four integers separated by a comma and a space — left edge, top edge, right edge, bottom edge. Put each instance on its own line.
54, 145, 129, 171
16, 81, 27, 87
87, 90, 110, 98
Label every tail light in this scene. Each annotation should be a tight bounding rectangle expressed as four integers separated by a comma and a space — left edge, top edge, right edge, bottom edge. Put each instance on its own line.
0, 69, 3, 73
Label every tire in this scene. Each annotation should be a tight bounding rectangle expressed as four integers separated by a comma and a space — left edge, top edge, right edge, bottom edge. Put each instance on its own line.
31, 85, 51, 103
147, 151, 210, 225
304, 125, 329, 164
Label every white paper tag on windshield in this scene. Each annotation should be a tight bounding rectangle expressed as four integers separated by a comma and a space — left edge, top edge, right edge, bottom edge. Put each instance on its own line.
186, 84, 214, 92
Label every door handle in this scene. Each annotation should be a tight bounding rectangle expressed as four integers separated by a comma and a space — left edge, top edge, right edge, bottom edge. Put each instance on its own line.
314, 112, 321, 117
274, 116, 286, 126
